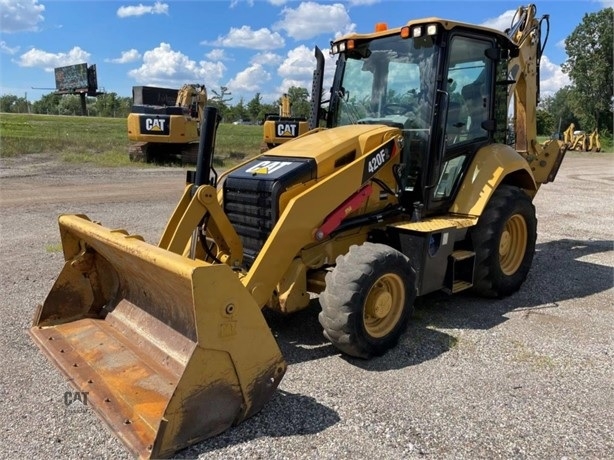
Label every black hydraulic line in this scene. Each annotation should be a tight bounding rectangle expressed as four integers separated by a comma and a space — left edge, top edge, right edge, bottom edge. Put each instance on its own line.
194, 106, 221, 190
330, 205, 403, 238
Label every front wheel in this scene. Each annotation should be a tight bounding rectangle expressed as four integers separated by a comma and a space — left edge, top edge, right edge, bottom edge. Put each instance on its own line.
471, 185, 537, 298
318, 243, 416, 358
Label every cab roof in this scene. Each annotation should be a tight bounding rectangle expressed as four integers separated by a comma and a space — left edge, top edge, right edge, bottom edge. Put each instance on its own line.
332, 16, 513, 46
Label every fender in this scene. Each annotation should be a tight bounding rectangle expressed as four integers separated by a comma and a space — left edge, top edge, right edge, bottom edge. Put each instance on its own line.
450, 143, 536, 217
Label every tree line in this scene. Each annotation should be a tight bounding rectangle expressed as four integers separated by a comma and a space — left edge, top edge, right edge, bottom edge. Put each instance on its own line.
0, 85, 312, 123
1, 8, 611, 139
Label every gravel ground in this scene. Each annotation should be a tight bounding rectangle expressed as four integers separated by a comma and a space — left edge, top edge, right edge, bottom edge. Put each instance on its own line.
0, 152, 612, 459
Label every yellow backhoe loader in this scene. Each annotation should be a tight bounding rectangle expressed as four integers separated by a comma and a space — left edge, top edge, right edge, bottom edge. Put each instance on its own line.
562, 122, 591, 151
587, 128, 601, 152
261, 93, 309, 151
31, 4, 566, 458
127, 83, 207, 163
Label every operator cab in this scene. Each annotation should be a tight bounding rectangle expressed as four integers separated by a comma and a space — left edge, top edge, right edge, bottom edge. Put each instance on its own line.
323, 20, 514, 216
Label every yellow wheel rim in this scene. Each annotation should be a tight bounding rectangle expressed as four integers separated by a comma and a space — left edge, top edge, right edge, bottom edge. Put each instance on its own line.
363, 273, 405, 338
499, 213, 527, 275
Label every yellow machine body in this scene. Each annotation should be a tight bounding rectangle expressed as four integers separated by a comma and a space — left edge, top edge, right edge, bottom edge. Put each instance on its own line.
127, 84, 207, 163
261, 93, 309, 151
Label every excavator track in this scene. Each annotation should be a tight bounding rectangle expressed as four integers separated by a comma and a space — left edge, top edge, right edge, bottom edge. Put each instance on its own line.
128, 142, 200, 164
128, 142, 149, 162
180, 142, 200, 165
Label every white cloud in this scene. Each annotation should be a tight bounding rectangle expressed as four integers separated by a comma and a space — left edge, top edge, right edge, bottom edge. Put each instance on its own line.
268, 0, 287, 5
210, 26, 285, 50
17, 46, 90, 71
106, 49, 141, 64
0, 40, 19, 55
250, 51, 283, 67
274, 2, 355, 40
206, 49, 231, 61
348, 0, 380, 5
539, 54, 570, 96
226, 64, 270, 92
117, 1, 169, 18
278, 45, 315, 80
481, 9, 515, 32
128, 42, 225, 89
276, 45, 336, 95
0, 0, 45, 33
230, 0, 254, 7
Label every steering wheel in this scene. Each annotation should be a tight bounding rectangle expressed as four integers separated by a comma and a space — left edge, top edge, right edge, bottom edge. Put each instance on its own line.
382, 103, 413, 116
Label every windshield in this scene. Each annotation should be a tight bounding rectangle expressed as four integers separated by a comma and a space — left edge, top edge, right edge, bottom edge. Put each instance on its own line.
331, 34, 439, 131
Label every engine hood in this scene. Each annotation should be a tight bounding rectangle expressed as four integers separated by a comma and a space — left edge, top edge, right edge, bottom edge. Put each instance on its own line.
263, 124, 401, 178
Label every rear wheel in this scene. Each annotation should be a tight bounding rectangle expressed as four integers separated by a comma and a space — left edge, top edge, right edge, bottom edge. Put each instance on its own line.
318, 243, 416, 358
471, 185, 537, 298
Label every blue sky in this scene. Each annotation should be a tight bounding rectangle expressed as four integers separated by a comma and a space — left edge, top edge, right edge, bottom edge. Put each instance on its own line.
0, 0, 611, 104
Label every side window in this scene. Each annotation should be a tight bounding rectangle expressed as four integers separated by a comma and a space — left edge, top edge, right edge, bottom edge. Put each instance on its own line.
434, 154, 468, 199
444, 36, 492, 145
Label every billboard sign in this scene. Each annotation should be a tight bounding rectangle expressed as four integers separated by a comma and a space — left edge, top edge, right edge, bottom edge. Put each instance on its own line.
54, 63, 89, 92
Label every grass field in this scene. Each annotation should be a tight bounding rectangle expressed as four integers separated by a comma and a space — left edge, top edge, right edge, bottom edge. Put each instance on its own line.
0, 113, 264, 167
0, 113, 610, 168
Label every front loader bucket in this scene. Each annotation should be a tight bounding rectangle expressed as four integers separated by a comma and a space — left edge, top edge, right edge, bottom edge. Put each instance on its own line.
30, 214, 286, 459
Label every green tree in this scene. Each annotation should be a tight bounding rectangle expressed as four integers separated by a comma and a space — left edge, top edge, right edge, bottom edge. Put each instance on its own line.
226, 98, 249, 121
32, 93, 63, 115
287, 86, 310, 118
0, 94, 30, 113
57, 94, 86, 115
562, 7, 613, 133
95, 92, 123, 117
535, 108, 555, 136
0, 94, 18, 112
540, 86, 579, 132
260, 101, 279, 121
209, 86, 233, 120
247, 92, 263, 122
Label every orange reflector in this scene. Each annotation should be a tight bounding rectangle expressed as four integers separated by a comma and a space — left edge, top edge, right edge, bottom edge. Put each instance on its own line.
400, 26, 410, 38
347, 39, 355, 50
375, 22, 388, 32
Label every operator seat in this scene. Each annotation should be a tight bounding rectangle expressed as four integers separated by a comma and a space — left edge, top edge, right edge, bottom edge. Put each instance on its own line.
446, 100, 466, 144
461, 82, 487, 139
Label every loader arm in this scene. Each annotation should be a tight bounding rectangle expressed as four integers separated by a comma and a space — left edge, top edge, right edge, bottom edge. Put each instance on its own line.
158, 183, 243, 266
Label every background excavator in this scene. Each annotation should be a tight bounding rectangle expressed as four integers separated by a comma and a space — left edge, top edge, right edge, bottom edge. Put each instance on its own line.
31, 5, 565, 458
261, 93, 309, 151
127, 83, 207, 163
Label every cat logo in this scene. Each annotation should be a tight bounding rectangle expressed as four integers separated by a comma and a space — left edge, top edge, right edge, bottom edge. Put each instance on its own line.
245, 160, 292, 175
139, 115, 170, 135
146, 118, 166, 131
276, 122, 298, 137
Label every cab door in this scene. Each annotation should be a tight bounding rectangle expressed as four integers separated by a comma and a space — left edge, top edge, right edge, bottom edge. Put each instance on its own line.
426, 34, 497, 214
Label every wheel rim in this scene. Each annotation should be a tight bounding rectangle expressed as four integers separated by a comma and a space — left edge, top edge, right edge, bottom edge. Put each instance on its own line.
363, 273, 405, 338
499, 213, 527, 275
